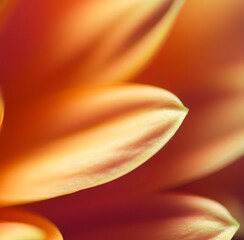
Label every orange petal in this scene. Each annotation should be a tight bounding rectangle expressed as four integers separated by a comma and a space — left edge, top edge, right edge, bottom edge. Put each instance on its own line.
0, 0, 184, 103
30, 194, 239, 240
133, 0, 244, 92
142, 90, 244, 189
0, 208, 62, 240
54, 86, 242, 202
0, 84, 187, 204
24, 84, 243, 209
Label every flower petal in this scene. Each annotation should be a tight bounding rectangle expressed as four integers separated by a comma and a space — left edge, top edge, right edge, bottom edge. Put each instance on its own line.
125, 0, 244, 196
30, 194, 239, 240
51, 86, 242, 202
133, 0, 244, 92
0, 208, 62, 240
177, 156, 244, 238
0, 84, 187, 204
0, 0, 184, 103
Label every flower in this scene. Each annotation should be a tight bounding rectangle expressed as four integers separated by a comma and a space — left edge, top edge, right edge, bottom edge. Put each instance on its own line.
0, 0, 242, 239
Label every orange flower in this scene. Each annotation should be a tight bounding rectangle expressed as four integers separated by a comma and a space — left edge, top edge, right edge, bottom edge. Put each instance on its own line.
0, 0, 242, 239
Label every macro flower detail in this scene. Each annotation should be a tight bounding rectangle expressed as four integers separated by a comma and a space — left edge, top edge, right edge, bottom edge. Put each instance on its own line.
0, 0, 243, 239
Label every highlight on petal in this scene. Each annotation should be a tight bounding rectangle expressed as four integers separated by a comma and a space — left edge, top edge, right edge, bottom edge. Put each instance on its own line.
0, 0, 184, 103
0, 84, 187, 204
42, 194, 239, 240
55, 0, 185, 86
120, 90, 244, 194
0, 94, 4, 127
0, 208, 62, 240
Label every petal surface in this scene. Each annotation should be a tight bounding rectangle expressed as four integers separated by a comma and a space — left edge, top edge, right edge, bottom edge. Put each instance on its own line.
0, 208, 62, 240
0, 0, 184, 103
0, 84, 187, 204
28, 194, 239, 240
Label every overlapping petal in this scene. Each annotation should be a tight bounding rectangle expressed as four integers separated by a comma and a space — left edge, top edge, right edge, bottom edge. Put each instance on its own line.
178, 156, 244, 238
28, 194, 239, 240
0, 84, 187, 204
133, 0, 244, 92
0, 0, 184, 104
49, 81, 242, 204
0, 208, 62, 240
121, 0, 244, 193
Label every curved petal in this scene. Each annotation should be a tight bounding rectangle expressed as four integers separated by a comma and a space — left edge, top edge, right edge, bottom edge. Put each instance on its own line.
126, 0, 244, 196
43, 86, 242, 203
133, 0, 244, 92
28, 194, 239, 240
0, 208, 62, 240
0, 0, 184, 104
0, 84, 187, 204
177, 156, 244, 238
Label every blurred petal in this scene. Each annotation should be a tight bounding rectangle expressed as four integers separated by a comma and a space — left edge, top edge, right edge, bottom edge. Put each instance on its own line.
126, 0, 244, 195
30, 194, 239, 240
133, 0, 244, 92
0, 0, 184, 103
0, 84, 187, 204
0, 0, 18, 30
0, 208, 62, 240
177, 156, 244, 238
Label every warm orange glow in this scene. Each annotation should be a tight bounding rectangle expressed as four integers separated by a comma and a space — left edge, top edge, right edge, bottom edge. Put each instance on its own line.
0, 0, 242, 239
0, 208, 63, 240
0, 0, 184, 105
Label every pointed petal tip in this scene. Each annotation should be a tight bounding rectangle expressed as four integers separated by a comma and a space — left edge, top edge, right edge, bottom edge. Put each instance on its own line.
0, 84, 187, 204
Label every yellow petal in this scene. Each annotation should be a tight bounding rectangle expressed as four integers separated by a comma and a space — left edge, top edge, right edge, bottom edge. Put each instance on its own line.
0, 208, 62, 240
0, 84, 187, 204
0, 0, 184, 103
35, 194, 239, 240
